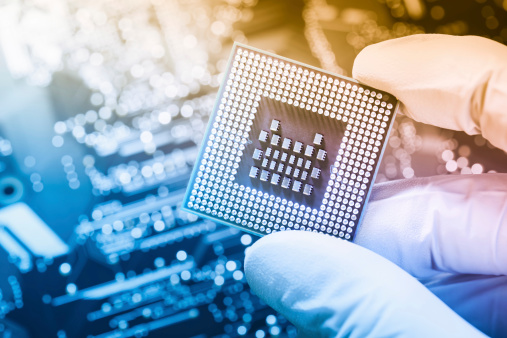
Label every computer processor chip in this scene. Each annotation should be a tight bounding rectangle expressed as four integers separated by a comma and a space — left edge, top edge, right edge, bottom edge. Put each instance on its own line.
182, 43, 398, 241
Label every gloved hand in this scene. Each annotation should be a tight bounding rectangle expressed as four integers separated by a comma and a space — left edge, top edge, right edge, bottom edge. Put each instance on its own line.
244, 34, 507, 338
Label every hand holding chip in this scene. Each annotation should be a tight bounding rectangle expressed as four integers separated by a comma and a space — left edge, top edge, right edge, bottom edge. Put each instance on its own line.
244, 34, 507, 337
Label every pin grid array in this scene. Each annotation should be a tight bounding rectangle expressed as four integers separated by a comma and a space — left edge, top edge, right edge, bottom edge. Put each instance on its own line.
185, 44, 397, 240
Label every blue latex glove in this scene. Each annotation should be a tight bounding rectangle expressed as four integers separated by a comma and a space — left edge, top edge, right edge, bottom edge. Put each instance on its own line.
244, 35, 507, 337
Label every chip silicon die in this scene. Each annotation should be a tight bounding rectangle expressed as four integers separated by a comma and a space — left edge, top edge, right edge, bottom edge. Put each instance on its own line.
183, 43, 398, 241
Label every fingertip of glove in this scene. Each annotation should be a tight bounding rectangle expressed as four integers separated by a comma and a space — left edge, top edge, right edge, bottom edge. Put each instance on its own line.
244, 228, 487, 338
244, 231, 353, 291
352, 34, 446, 84
244, 230, 314, 277
351, 43, 378, 83
244, 231, 340, 270
244, 231, 352, 313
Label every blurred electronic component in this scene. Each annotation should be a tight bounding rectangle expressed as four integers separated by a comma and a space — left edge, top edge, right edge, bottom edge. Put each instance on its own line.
249, 166, 259, 178
303, 184, 313, 196
271, 134, 281, 146
293, 141, 303, 153
282, 137, 292, 149
258, 130, 269, 142
270, 119, 280, 131
314, 133, 323, 145
317, 149, 327, 161
0, 176, 24, 205
252, 148, 263, 160
271, 173, 281, 185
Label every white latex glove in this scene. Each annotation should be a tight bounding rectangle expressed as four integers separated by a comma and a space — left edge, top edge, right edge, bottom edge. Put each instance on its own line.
353, 34, 507, 152
244, 34, 507, 337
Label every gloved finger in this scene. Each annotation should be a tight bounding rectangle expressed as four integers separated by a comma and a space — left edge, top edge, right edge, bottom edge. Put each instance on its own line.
355, 173, 507, 278
352, 34, 507, 152
422, 273, 507, 337
244, 231, 486, 338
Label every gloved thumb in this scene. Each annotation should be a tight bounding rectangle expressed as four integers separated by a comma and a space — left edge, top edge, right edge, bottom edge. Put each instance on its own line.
244, 231, 486, 338
352, 34, 507, 152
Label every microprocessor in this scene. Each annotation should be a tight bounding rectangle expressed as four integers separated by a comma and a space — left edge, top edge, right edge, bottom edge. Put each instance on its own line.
182, 43, 398, 241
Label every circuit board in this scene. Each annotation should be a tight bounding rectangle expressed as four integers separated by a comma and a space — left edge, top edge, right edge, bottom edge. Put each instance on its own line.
183, 44, 398, 240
